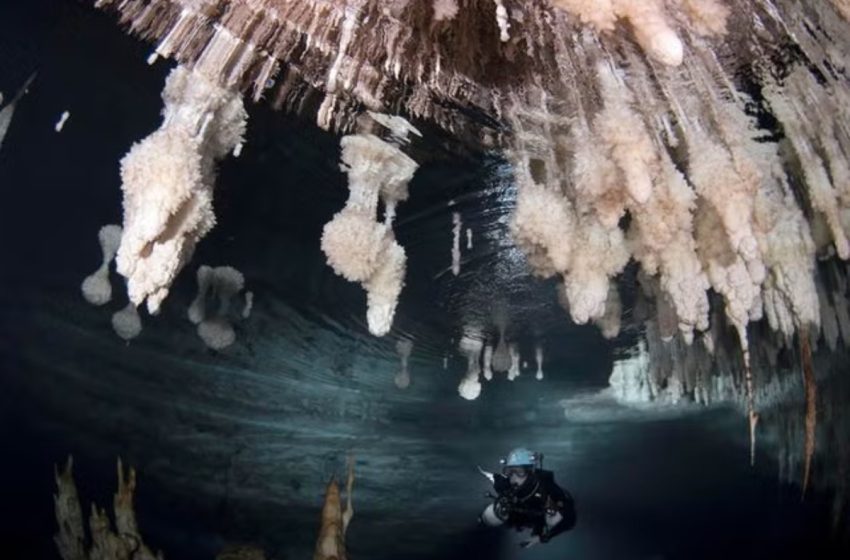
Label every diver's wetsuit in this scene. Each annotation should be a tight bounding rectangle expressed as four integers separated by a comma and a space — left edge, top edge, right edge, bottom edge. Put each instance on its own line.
492, 469, 576, 542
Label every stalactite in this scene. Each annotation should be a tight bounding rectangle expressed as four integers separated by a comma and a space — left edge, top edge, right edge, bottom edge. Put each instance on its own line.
552, 0, 685, 66
800, 329, 817, 499
395, 339, 413, 389
594, 282, 622, 339
433, 0, 460, 22
116, 65, 247, 314
321, 116, 419, 336
188, 265, 249, 350
55, 110, 71, 132
491, 323, 510, 373
82, 225, 123, 306
507, 343, 521, 381
242, 291, 254, 319
0, 73, 35, 152
92, 0, 850, 518
482, 344, 494, 381
534, 344, 544, 380
458, 327, 484, 400
493, 0, 511, 42
451, 212, 462, 276
112, 302, 142, 341
743, 345, 759, 467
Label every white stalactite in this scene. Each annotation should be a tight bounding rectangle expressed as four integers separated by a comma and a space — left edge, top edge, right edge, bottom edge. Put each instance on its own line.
451, 212, 462, 276
507, 343, 521, 381
321, 119, 419, 336
395, 339, 413, 389
534, 345, 544, 380
432, 0, 459, 21
82, 225, 123, 306
594, 283, 622, 340
242, 291, 254, 319
458, 329, 484, 400
493, 0, 510, 42
116, 65, 247, 314
483, 344, 494, 381
55, 110, 70, 132
491, 324, 511, 373
552, 0, 684, 66
0, 73, 35, 153
111, 302, 142, 341
189, 265, 247, 350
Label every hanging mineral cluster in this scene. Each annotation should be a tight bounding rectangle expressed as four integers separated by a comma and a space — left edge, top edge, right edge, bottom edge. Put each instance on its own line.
94, 0, 850, 518
94, 0, 850, 342
320, 114, 419, 336
116, 65, 247, 315
188, 264, 252, 349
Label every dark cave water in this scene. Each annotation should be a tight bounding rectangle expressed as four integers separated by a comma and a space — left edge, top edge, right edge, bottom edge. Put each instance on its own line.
0, 1, 847, 559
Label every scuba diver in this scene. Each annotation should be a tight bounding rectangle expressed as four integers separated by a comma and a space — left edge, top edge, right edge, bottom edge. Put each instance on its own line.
478, 448, 576, 548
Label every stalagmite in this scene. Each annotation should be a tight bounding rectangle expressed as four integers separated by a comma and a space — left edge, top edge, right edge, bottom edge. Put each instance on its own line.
53, 457, 86, 560
54, 457, 162, 560
116, 65, 247, 314
314, 456, 354, 560
609, 341, 653, 404
321, 117, 419, 336
458, 328, 484, 400
81, 225, 123, 306
395, 339, 413, 389
466, 228, 473, 250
